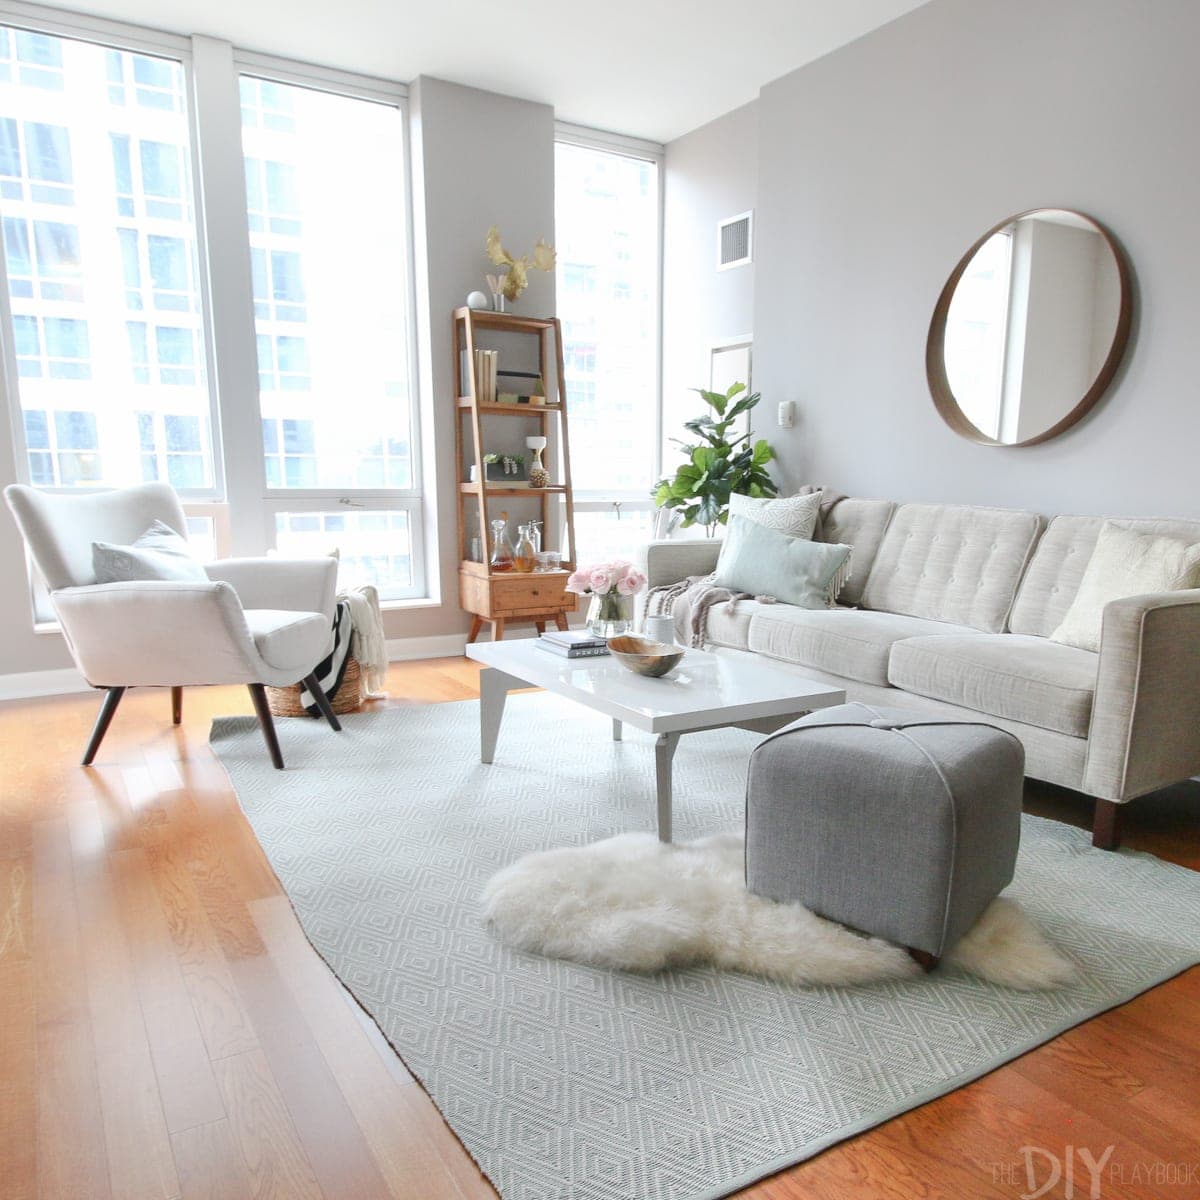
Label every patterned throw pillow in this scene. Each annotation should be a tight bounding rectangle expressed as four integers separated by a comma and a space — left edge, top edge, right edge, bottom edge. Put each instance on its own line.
1050, 521, 1200, 651
93, 519, 208, 583
728, 490, 822, 541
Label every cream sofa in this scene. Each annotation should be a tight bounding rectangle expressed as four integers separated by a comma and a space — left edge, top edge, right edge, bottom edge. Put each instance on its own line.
642, 496, 1200, 850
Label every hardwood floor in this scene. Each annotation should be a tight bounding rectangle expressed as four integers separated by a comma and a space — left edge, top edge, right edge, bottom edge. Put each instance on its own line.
1, 659, 1197, 1200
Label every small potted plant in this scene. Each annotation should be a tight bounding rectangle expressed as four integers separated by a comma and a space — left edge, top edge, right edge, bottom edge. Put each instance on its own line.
477, 453, 527, 484
566, 560, 647, 638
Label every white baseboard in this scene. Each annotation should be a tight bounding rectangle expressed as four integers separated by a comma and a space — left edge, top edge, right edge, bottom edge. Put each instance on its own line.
0, 632, 478, 703
385, 633, 468, 661
0, 666, 89, 701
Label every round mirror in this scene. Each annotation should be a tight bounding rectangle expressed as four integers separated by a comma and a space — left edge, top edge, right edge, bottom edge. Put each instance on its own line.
926, 209, 1132, 446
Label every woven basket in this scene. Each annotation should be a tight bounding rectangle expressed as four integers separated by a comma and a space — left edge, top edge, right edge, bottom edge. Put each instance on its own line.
267, 656, 363, 718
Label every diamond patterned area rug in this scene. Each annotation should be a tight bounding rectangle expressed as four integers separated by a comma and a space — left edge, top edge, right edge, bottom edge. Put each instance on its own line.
210, 694, 1200, 1200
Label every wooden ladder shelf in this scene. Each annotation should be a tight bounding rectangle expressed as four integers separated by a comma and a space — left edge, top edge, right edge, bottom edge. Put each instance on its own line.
453, 307, 578, 642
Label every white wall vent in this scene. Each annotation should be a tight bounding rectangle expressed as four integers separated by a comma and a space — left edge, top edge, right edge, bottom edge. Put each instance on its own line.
717, 211, 753, 270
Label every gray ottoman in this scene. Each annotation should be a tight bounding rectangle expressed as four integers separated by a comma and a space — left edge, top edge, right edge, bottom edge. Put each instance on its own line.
745, 702, 1024, 965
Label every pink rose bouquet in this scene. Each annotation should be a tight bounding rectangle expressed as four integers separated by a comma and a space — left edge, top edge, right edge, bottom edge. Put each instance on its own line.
566, 559, 646, 597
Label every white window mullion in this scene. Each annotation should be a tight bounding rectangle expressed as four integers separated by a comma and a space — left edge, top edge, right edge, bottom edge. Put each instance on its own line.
188, 34, 266, 556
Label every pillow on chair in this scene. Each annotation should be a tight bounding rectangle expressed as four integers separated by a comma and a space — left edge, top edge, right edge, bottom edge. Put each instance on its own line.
93, 519, 207, 584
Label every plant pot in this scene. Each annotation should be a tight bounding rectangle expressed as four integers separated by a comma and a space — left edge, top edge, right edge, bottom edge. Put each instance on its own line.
586, 592, 635, 639
485, 461, 526, 484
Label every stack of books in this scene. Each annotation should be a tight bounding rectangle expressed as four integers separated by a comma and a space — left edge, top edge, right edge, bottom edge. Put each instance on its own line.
535, 630, 609, 658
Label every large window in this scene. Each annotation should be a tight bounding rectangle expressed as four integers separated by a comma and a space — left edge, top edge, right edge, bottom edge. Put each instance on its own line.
238, 73, 418, 598
0, 29, 214, 494
0, 23, 423, 604
554, 135, 661, 562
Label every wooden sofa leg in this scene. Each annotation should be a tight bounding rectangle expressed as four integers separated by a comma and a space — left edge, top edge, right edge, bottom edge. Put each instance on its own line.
1092, 799, 1124, 851
171, 686, 183, 725
82, 687, 125, 766
248, 684, 285, 769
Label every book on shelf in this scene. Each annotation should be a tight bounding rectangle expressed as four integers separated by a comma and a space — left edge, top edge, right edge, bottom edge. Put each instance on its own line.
536, 636, 609, 659
472, 349, 498, 403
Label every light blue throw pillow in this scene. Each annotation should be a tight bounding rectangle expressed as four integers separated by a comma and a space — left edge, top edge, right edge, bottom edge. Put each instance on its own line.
713, 515, 852, 608
93, 519, 207, 583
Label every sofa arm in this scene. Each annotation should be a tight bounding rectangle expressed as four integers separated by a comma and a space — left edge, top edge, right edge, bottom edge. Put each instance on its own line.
53, 580, 262, 688
205, 556, 337, 620
1084, 588, 1200, 800
637, 539, 721, 589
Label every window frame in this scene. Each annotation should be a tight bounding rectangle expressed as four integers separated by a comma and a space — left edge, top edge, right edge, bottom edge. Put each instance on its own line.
0, 6, 431, 612
553, 123, 665, 530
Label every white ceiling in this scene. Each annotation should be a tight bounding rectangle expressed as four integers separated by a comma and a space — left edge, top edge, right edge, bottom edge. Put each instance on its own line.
51, 0, 930, 142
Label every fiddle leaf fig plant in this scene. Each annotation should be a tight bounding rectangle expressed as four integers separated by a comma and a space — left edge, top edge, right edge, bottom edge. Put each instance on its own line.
653, 382, 779, 536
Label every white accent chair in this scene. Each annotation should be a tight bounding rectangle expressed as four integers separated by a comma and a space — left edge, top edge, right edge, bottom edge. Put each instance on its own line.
4, 481, 342, 768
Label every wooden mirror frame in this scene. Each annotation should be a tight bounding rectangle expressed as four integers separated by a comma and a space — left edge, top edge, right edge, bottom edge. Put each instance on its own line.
925, 209, 1133, 448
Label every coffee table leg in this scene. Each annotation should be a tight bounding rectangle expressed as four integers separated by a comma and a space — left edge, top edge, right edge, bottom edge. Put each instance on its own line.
612, 719, 623, 742
655, 732, 680, 843
479, 668, 519, 763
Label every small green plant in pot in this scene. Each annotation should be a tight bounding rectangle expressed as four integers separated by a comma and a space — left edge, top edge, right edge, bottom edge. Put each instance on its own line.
653, 382, 778, 536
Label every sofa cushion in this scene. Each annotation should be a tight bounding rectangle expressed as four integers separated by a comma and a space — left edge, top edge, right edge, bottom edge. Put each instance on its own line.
1010, 514, 1200, 638
745, 607, 981, 686
887, 634, 1098, 737
244, 608, 329, 672
814, 495, 896, 606
861, 502, 1043, 632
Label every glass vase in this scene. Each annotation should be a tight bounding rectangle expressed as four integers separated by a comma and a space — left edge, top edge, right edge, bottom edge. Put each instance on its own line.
586, 592, 634, 639
489, 518, 514, 572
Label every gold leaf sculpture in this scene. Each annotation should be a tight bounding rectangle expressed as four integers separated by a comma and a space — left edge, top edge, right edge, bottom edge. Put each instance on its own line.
485, 226, 556, 301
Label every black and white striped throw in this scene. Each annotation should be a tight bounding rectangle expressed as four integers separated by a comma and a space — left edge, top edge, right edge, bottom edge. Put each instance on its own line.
298, 600, 353, 715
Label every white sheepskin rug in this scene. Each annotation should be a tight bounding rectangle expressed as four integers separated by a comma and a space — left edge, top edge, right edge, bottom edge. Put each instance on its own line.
482, 832, 1075, 991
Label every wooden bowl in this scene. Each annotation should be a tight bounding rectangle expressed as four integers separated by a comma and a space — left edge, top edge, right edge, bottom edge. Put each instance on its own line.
607, 635, 685, 678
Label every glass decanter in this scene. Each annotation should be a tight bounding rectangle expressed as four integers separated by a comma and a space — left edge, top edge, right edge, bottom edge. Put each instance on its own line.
489, 518, 514, 572
513, 523, 538, 573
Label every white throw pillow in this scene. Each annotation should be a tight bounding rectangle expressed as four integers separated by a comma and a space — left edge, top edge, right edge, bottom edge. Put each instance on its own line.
93, 519, 207, 584
1050, 522, 1200, 652
728, 490, 822, 541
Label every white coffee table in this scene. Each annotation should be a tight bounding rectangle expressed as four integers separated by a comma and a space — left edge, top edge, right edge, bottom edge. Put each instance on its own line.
466, 639, 845, 842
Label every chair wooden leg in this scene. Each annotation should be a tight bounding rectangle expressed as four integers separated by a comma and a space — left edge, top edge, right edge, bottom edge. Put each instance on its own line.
1092, 799, 1124, 851
82, 687, 125, 766
247, 684, 285, 769
171, 686, 183, 725
302, 673, 342, 732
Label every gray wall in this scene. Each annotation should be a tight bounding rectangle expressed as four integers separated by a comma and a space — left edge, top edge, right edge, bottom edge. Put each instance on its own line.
406, 77, 556, 639
661, 102, 758, 463
0, 75, 555, 679
750, 0, 1200, 518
